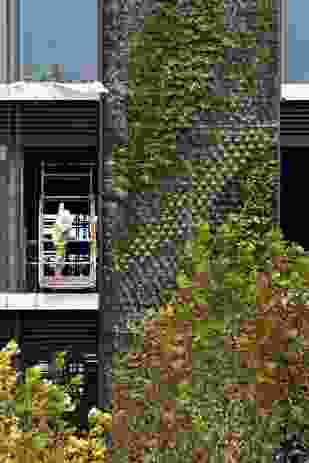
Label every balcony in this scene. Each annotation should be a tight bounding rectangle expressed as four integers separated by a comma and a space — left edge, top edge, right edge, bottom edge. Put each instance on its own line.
0, 239, 99, 310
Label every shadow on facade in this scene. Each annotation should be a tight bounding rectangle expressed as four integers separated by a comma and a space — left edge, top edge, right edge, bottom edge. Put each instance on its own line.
280, 147, 309, 253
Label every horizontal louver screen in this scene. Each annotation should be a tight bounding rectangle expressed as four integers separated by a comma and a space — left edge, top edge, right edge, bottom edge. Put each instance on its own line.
20, 311, 98, 368
281, 101, 309, 135
0, 312, 99, 405
0, 102, 98, 137
0, 103, 10, 138
0, 313, 18, 353
0, 312, 99, 392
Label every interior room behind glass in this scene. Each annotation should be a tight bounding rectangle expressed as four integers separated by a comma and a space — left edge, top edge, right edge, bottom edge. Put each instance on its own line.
24, 147, 98, 291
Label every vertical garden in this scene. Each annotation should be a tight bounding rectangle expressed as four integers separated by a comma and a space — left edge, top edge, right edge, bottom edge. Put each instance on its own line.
4, 0, 309, 461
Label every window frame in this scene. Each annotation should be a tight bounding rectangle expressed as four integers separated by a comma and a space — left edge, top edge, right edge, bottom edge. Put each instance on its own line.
281, 0, 287, 85
281, 0, 309, 86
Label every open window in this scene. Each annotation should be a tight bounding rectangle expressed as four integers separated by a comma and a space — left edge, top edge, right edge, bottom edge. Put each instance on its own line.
24, 152, 98, 292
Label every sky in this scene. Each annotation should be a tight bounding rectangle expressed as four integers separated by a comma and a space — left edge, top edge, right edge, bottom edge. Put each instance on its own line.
19, 0, 97, 81
287, 0, 309, 81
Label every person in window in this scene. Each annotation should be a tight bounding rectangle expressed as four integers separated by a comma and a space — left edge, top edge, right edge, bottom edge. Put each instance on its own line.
49, 203, 74, 285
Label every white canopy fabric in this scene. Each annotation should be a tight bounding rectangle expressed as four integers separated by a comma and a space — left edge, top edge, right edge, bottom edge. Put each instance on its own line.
0, 81, 109, 100
282, 83, 309, 100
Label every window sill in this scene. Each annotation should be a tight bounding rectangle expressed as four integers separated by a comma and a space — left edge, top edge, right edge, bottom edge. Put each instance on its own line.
0, 293, 99, 310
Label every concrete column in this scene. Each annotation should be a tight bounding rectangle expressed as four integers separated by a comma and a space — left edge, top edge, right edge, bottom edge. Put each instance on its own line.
48, 63, 65, 81
0, 0, 18, 83
0, 105, 26, 292
0, 142, 9, 291
8, 140, 26, 291
8, 0, 17, 82
0, 0, 8, 82
97, 0, 103, 82
0, 138, 25, 292
281, 0, 287, 84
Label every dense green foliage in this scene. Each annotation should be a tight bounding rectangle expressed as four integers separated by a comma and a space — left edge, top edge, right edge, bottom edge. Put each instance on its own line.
111, 0, 276, 273
110, 210, 309, 460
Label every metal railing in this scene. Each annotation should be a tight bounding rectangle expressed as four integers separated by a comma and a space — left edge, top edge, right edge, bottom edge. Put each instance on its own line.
25, 240, 97, 292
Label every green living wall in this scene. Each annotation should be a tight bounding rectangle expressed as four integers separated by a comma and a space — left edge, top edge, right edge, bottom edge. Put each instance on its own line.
110, 0, 280, 278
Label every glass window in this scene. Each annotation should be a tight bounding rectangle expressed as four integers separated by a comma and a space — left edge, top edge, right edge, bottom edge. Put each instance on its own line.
18, 0, 97, 81
286, 0, 309, 82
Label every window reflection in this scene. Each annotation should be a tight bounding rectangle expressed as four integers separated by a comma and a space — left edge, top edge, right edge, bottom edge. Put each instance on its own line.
287, 0, 309, 82
18, 0, 97, 81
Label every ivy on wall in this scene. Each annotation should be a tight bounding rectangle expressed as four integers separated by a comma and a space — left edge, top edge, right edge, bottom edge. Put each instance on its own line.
111, 0, 276, 273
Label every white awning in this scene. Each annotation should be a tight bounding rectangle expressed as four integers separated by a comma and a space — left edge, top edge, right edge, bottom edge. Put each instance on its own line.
0, 292, 99, 309
281, 83, 309, 100
0, 81, 109, 100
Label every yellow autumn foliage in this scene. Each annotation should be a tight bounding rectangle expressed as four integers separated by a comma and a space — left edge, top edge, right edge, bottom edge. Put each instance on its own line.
0, 346, 110, 462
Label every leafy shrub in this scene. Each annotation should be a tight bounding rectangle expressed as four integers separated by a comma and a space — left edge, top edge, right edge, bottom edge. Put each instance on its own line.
0, 338, 112, 462
110, 214, 309, 461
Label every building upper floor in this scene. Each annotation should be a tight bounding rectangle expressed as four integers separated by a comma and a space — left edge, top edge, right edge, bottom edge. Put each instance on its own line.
0, 144, 100, 309
0, 0, 309, 101
0, 97, 106, 310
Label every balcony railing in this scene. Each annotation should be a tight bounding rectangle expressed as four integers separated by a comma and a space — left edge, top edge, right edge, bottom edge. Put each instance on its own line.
26, 240, 97, 292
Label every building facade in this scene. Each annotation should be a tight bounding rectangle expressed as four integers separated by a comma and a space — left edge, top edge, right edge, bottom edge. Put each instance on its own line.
0, 0, 105, 408
0, 0, 307, 411
0, 0, 18, 82
0, 97, 102, 408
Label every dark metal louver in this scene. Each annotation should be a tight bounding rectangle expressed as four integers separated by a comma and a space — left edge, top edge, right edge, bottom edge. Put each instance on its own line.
0, 101, 99, 146
21, 311, 98, 362
281, 100, 309, 147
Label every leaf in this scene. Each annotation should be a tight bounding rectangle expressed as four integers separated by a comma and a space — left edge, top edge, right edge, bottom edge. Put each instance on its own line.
160, 304, 176, 319
256, 367, 276, 385
205, 319, 226, 336
256, 286, 273, 306
192, 412, 209, 434
304, 272, 309, 289
176, 382, 193, 405
192, 320, 208, 338
255, 318, 273, 341
25, 366, 43, 384
2, 338, 18, 353
32, 432, 49, 449
192, 335, 208, 353
198, 223, 210, 244
68, 374, 81, 386
54, 351, 66, 369
176, 382, 193, 397
238, 335, 256, 352
176, 271, 192, 289
195, 260, 209, 275
160, 318, 176, 352
192, 246, 207, 268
